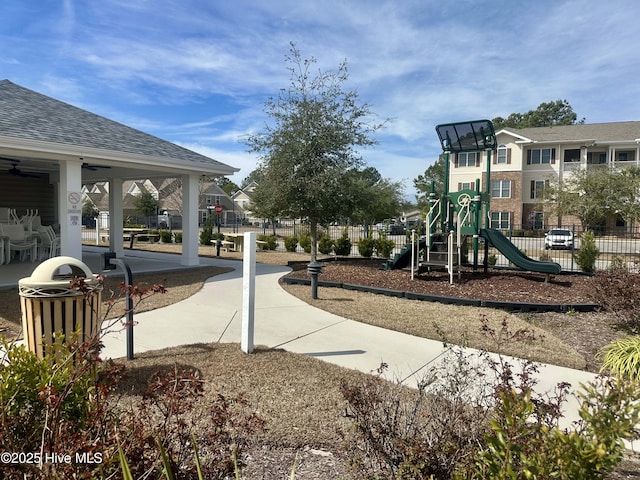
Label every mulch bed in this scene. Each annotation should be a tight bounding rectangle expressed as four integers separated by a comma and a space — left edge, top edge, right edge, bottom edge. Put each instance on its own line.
285, 258, 595, 305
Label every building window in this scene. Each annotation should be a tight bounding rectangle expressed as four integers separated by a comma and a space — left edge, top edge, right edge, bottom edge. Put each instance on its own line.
490, 211, 510, 230
617, 151, 633, 162
563, 149, 580, 163
457, 152, 478, 167
530, 180, 546, 199
491, 180, 511, 198
497, 145, 508, 164
587, 152, 607, 164
527, 148, 555, 165
458, 181, 475, 191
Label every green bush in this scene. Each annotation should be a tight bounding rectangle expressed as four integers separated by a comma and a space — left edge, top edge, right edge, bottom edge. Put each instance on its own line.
284, 236, 298, 252
199, 222, 213, 246
257, 234, 277, 250
460, 376, 640, 479
174, 232, 182, 243
299, 234, 312, 254
374, 234, 395, 258
318, 235, 334, 255
159, 230, 172, 243
574, 230, 599, 273
333, 229, 352, 256
358, 237, 376, 258
608, 254, 627, 272
487, 253, 497, 266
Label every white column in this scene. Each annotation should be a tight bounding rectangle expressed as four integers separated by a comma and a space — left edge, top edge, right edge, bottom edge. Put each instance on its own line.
109, 178, 124, 257
241, 231, 256, 353
181, 174, 200, 266
58, 160, 83, 258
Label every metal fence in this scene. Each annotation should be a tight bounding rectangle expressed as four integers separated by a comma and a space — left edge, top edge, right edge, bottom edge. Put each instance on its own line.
83, 223, 640, 273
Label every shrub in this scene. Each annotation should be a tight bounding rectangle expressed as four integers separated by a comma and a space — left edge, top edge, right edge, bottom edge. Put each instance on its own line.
284, 235, 298, 252
342, 317, 640, 480
174, 232, 182, 243
299, 234, 312, 254
608, 254, 627, 272
589, 269, 640, 332
598, 336, 640, 380
461, 376, 640, 479
159, 230, 172, 243
487, 253, 497, 266
374, 234, 395, 258
199, 223, 213, 246
318, 235, 334, 254
0, 334, 127, 478
357, 237, 376, 257
574, 230, 599, 273
333, 229, 352, 256
257, 234, 277, 250
538, 250, 552, 262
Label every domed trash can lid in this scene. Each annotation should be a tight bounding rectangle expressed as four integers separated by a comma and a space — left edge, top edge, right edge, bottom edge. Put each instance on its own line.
19, 256, 102, 297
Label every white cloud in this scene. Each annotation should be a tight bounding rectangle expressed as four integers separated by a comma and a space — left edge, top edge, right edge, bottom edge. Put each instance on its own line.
4, 0, 640, 200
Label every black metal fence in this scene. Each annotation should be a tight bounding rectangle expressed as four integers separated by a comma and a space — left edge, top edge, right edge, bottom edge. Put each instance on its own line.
84, 222, 640, 273
211, 223, 640, 272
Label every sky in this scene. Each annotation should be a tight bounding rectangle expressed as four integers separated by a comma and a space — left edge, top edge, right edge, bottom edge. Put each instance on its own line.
1, 0, 640, 201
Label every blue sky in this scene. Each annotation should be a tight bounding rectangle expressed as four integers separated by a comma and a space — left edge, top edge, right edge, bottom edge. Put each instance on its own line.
2, 0, 639, 200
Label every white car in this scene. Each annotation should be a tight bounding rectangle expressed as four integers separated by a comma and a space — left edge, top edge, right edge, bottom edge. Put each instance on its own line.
544, 229, 574, 250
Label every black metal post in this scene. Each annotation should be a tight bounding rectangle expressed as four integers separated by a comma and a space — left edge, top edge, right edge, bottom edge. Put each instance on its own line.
102, 253, 134, 360
307, 261, 322, 299
216, 238, 222, 257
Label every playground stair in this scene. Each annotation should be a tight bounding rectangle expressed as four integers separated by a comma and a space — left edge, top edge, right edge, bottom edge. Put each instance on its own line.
381, 233, 462, 272
418, 233, 458, 271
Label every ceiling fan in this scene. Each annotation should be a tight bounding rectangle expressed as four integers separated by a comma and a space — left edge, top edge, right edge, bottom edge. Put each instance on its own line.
0, 157, 41, 178
82, 163, 111, 171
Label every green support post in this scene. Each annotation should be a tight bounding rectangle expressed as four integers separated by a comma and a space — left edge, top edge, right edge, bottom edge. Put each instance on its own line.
442, 151, 450, 233
473, 178, 481, 270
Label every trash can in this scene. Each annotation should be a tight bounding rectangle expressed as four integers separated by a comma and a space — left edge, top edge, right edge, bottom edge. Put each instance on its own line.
19, 256, 103, 359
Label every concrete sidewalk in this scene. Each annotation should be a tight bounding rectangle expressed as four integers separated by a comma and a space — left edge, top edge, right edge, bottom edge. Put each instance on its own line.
100, 258, 606, 433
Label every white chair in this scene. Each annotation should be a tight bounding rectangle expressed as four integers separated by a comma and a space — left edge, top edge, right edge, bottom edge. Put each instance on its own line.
37, 225, 60, 259
0, 223, 38, 262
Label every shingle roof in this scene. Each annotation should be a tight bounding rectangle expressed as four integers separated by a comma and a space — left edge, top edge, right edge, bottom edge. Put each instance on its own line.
504, 121, 640, 143
0, 79, 237, 173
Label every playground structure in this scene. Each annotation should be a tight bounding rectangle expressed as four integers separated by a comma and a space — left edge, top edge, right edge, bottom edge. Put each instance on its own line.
383, 119, 561, 283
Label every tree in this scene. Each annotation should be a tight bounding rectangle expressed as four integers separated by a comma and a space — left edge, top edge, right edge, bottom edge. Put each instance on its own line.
82, 199, 99, 227
215, 177, 239, 196
492, 100, 585, 130
240, 169, 265, 189
134, 191, 160, 227
541, 167, 640, 229
413, 154, 446, 206
343, 167, 403, 232
244, 43, 386, 261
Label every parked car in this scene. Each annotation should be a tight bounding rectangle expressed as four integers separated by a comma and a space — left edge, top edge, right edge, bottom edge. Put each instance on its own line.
387, 224, 406, 235
544, 229, 574, 250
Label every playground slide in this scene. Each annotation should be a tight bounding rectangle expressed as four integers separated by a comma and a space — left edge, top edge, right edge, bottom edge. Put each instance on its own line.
480, 228, 561, 275
384, 237, 427, 270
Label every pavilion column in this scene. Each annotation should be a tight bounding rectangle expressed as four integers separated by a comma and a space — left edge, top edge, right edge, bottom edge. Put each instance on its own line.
181, 174, 200, 266
109, 178, 124, 257
58, 160, 83, 258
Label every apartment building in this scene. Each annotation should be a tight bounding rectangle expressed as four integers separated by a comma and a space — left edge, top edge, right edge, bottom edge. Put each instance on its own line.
448, 121, 640, 230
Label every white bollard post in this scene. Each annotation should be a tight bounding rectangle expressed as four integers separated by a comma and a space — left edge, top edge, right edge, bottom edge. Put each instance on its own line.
241, 231, 256, 353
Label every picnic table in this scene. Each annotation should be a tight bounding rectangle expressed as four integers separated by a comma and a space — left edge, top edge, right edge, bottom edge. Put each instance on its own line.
218, 233, 267, 252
